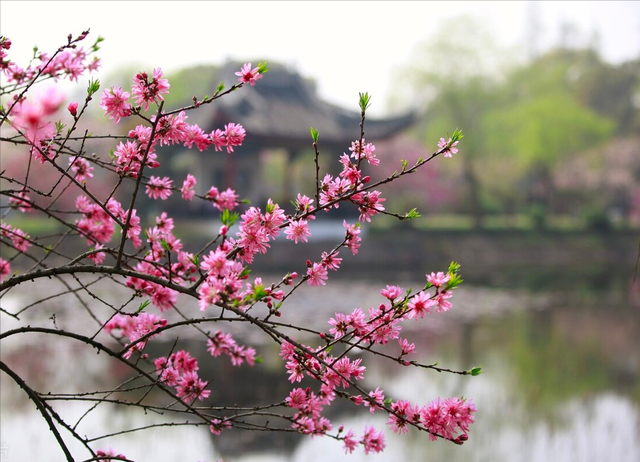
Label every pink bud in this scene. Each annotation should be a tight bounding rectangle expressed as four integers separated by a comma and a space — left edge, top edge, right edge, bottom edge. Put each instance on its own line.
219, 225, 228, 236
363, 176, 371, 183
67, 102, 78, 116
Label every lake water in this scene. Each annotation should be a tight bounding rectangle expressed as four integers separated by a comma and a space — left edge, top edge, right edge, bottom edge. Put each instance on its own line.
1, 271, 639, 462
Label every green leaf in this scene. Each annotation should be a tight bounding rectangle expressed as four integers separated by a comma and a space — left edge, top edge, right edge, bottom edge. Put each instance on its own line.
136, 300, 151, 313
400, 159, 408, 172
188, 254, 200, 266
257, 61, 269, 74
215, 81, 225, 96
254, 356, 264, 364
160, 238, 171, 253
239, 268, 252, 279
448, 261, 461, 274
404, 208, 421, 219
358, 92, 372, 112
383, 397, 393, 407
468, 366, 483, 376
450, 128, 464, 143
87, 78, 100, 96
310, 126, 319, 143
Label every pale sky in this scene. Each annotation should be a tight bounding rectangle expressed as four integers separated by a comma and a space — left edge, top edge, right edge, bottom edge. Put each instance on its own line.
1, 1, 639, 116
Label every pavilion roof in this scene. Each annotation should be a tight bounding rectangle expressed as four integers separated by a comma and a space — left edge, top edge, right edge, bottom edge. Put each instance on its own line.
197, 62, 416, 150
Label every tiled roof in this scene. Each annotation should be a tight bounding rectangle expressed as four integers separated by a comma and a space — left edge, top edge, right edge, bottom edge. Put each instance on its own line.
199, 62, 416, 149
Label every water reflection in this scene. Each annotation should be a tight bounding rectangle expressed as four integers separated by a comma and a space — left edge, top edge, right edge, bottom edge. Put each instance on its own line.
1, 276, 639, 461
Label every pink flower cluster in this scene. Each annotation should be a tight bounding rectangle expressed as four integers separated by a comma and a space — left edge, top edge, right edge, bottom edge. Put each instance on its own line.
8, 191, 32, 213
206, 330, 257, 367
75, 195, 139, 247
146, 176, 173, 200
318, 138, 386, 222
10, 88, 65, 161
95, 448, 127, 462
2, 34, 99, 86
206, 186, 240, 211
154, 351, 211, 402
68, 156, 94, 182
0, 258, 11, 282
328, 271, 455, 346
232, 200, 286, 264
1, 223, 31, 253
105, 313, 167, 359
417, 396, 476, 442
132, 68, 170, 111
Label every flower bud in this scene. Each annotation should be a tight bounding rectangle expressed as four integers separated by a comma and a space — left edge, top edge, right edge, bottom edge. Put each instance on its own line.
67, 102, 78, 116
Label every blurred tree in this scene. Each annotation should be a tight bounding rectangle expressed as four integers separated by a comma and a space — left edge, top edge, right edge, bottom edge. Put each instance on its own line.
484, 49, 617, 227
399, 15, 514, 229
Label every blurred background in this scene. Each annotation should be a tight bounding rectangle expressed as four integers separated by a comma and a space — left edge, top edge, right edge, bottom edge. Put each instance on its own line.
1, 1, 639, 461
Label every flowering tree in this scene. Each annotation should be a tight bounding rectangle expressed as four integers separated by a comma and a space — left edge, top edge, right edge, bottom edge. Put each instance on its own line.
0, 31, 478, 461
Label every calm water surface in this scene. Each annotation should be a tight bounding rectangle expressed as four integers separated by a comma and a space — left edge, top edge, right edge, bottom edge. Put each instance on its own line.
1, 273, 638, 462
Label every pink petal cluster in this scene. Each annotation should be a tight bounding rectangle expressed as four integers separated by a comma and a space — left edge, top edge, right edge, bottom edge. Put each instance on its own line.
438, 137, 460, 158
8, 191, 32, 213
154, 351, 210, 401
95, 449, 127, 462
1, 223, 32, 253
131, 68, 170, 111
235, 63, 263, 86
206, 186, 240, 212
146, 176, 173, 200
3, 34, 99, 86
419, 397, 476, 442
105, 313, 167, 359
68, 156, 94, 183
206, 330, 257, 367
181, 174, 197, 200
0, 258, 11, 282
100, 86, 132, 123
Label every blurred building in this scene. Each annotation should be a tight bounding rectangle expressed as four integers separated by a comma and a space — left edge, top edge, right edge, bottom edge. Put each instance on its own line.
183, 62, 416, 211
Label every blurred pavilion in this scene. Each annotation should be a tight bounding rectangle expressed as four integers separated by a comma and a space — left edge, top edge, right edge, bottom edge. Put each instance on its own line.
182, 62, 416, 211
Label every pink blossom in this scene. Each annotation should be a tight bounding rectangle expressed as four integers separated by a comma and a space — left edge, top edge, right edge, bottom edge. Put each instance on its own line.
363, 387, 385, 413
407, 291, 434, 319
8, 191, 32, 213
343, 221, 361, 255
432, 291, 453, 313
0, 258, 11, 282
235, 63, 263, 86
349, 138, 379, 166
180, 174, 196, 200
223, 123, 245, 153
306, 262, 328, 286
100, 86, 131, 123
1, 223, 31, 252
380, 285, 404, 301
176, 371, 210, 402
438, 137, 459, 158
67, 101, 78, 116
427, 271, 450, 287
284, 219, 311, 244
131, 67, 170, 111
183, 124, 212, 151
146, 176, 173, 200
341, 428, 358, 453
361, 426, 386, 454
96, 449, 127, 462
69, 156, 94, 182
209, 419, 231, 435
210, 129, 226, 151
321, 251, 341, 271
398, 338, 416, 356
